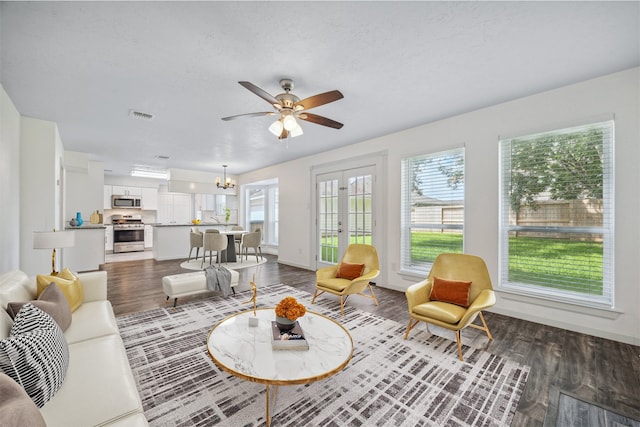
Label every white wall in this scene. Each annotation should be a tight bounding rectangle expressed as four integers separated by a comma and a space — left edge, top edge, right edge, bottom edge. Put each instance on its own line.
240, 68, 640, 345
19, 116, 65, 276
0, 85, 21, 272
65, 157, 105, 224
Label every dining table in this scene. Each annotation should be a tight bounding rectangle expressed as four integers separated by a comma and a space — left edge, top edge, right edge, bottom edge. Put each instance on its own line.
218, 229, 247, 262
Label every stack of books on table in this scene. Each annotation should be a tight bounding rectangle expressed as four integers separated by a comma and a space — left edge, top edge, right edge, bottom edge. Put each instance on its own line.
271, 321, 309, 351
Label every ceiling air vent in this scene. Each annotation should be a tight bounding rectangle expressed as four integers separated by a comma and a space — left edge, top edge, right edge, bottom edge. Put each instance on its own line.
155, 155, 170, 160
129, 109, 154, 121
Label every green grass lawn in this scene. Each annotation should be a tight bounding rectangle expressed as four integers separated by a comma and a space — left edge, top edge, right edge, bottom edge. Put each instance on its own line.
320, 235, 372, 263
507, 235, 603, 294
409, 231, 603, 295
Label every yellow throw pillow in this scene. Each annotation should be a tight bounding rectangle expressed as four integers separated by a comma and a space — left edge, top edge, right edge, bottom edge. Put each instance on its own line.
36, 268, 84, 312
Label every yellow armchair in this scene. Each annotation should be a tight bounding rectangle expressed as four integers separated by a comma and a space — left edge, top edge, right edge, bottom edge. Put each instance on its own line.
404, 253, 496, 361
311, 244, 380, 315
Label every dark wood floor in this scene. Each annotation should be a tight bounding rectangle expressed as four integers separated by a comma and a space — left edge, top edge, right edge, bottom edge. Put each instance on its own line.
101, 254, 640, 426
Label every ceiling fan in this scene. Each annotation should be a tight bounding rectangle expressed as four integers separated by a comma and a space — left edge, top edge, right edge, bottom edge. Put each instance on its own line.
221, 79, 344, 140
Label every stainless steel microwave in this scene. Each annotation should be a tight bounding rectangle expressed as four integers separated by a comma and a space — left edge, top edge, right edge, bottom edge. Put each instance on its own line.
111, 195, 141, 209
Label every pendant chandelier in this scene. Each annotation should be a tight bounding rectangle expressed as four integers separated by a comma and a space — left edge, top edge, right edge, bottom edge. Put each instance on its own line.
216, 165, 235, 189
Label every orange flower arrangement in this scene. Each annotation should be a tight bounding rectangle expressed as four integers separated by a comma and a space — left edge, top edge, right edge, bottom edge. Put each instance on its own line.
275, 296, 306, 321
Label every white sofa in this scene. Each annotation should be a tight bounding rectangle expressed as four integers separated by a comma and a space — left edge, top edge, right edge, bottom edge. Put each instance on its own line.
0, 270, 147, 427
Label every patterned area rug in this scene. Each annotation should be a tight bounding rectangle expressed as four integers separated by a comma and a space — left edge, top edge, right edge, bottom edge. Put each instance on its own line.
117, 284, 529, 426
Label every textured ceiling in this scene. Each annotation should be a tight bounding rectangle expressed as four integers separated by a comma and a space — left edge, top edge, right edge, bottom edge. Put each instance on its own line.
1, 1, 638, 177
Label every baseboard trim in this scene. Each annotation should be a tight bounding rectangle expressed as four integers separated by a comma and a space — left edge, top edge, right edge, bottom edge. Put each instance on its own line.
276, 259, 314, 271
490, 306, 639, 346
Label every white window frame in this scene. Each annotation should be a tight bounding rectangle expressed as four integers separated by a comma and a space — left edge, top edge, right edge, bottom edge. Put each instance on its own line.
401, 147, 465, 276
498, 121, 614, 308
244, 183, 278, 246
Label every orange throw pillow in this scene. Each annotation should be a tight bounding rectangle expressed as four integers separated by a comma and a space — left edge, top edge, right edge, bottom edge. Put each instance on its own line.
336, 263, 365, 280
429, 276, 472, 307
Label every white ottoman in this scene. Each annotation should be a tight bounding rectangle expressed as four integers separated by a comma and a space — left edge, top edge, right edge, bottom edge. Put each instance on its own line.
162, 270, 240, 307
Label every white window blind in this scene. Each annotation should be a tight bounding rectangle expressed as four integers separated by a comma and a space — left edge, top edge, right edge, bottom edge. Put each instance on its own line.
499, 121, 614, 307
401, 148, 465, 274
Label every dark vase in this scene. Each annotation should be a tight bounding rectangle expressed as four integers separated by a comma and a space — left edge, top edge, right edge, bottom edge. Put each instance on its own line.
275, 315, 296, 331
75, 212, 83, 226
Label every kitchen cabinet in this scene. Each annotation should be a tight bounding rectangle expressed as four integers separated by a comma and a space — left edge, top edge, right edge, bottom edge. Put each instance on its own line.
194, 194, 215, 211
105, 225, 113, 251
112, 185, 142, 196
141, 187, 158, 210
144, 225, 153, 248
157, 193, 191, 224
194, 194, 237, 214
103, 185, 113, 210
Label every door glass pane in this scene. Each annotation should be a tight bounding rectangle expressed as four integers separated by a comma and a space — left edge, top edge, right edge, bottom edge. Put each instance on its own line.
319, 179, 340, 263
348, 174, 373, 245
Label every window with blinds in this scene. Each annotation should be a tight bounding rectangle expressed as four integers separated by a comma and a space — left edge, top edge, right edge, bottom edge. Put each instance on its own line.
401, 148, 465, 274
499, 121, 614, 307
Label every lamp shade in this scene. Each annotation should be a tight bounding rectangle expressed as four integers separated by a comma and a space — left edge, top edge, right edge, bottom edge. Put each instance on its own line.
269, 119, 284, 136
33, 230, 75, 249
282, 114, 297, 131
289, 123, 304, 137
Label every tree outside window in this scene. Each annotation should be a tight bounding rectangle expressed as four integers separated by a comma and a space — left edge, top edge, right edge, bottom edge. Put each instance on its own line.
499, 121, 613, 307
401, 148, 465, 274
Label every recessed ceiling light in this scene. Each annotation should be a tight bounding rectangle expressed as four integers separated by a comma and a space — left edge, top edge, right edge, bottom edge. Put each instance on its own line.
130, 166, 168, 180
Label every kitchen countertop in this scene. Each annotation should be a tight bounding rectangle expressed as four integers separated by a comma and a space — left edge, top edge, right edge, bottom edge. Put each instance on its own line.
65, 224, 106, 230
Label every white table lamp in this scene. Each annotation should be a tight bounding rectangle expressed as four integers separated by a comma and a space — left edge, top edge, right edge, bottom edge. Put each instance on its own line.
33, 230, 75, 275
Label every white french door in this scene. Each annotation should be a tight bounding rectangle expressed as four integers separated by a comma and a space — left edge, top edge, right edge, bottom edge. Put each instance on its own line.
316, 166, 375, 269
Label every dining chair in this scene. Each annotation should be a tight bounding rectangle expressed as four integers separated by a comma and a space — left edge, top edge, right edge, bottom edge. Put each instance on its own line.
240, 231, 262, 263
231, 225, 244, 253
188, 229, 203, 261
201, 232, 228, 268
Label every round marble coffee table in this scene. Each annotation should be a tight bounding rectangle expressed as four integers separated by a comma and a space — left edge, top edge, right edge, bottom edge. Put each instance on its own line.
207, 308, 353, 426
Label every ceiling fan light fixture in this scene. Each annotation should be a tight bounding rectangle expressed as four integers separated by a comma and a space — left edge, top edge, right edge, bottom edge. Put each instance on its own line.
269, 119, 284, 136
290, 123, 304, 137
282, 113, 297, 131
223, 79, 344, 140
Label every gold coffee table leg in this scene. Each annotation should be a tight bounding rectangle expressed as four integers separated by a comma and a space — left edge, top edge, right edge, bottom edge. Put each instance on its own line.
265, 384, 279, 426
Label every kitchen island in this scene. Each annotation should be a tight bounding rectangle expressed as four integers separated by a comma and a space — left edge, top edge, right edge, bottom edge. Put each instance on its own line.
64, 224, 106, 272
152, 223, 238, 261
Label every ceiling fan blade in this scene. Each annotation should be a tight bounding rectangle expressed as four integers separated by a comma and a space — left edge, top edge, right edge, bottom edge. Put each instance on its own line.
238, 81, 281, 107
221, 112, 275, 121
295, 90, 344, 111
298, 112, 344, 129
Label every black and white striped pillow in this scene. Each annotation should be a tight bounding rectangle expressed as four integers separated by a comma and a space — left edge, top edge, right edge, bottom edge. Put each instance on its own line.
0, 303, 69, 407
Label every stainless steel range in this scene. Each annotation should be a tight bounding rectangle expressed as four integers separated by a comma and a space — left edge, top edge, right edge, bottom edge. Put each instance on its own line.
112, 214, 145, 253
